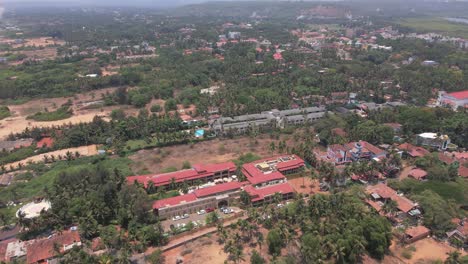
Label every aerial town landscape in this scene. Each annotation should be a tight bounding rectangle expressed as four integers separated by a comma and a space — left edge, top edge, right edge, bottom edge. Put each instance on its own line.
0, 0, 467, 263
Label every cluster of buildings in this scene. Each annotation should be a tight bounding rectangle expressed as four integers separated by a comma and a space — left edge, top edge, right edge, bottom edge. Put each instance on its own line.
128, 155, 305, 219
0, 230, 81, 263
209, 106, 327, 136
322, 140, 387, 165
437, 90, 468, 111
378, 27, 468, 50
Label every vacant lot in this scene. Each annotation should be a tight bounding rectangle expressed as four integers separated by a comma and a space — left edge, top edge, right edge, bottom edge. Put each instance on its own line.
390, 237, 465, 263
3, 145, 98, 171
398, 17, 468, 38
164, 235, 228, 264
129, 135, 295, 174
0, 87, 138, 140
288, 176, 328, 196
11, 37, 65, 48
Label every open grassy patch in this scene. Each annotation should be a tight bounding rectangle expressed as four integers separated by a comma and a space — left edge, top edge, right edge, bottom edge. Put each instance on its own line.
0, 156, 133, 203
398, 17, 468, 38
389, 177, 468, 205
0, 106, 11, 120
26, 106, 73, 121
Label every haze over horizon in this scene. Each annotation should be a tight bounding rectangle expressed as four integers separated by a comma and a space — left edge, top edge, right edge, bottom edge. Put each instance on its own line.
2, 0, 467, 8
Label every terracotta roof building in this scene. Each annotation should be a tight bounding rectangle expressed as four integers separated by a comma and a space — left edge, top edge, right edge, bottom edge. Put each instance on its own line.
366, 183, 419, 221
127, 161, 236, 189
242, 154, 304, 186
26, 230, 81, 264
398, 143, 430, 158
405, 226, 430, 243
243, 182, 295, 206
408, 168, 428, 181
152, 181, 244, 218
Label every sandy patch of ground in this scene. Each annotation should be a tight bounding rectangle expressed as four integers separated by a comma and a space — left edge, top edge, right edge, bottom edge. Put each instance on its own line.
390, 237, 465, 263
4, 145, 98, 170
11, 37, 65, 48
0, 87, 139, 140
129, 135, 292, 174
398, 164, 415, 181
288, 177, 328, 196
163, 235, 228, 264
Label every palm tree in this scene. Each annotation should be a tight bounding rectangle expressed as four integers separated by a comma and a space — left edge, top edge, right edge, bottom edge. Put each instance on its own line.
382, 199, 398, 216
445, 251, 461, 264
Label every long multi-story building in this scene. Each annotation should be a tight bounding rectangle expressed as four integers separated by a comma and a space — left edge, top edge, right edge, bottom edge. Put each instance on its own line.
151, 155, 305, 218
210, 107, 327, 135
127, 162, 236, 189
153, 181, 244, 219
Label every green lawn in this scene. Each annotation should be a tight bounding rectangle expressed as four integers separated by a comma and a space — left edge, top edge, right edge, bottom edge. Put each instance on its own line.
0, 106, 11, 120
0, 156, 134, 203
399, 17, 468, 39
26, 106, 73, 121
390, 177, 468, 205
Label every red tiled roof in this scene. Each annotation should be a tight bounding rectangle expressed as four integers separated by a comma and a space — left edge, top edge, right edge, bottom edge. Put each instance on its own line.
405, 226, 430, 238
273, 53, 283, 60
365, 199, 383, 212
359, 141, 385, 155
246, 171, 285, 185
447, 90, 468, 100
366, 183, 416, 213
398, 143, 430, 157
127, 162, 236, 187
152, 193, 197, 210
366, 183, 397, 199
459, 165, 468, 178
438, 153, 456, 165
244, 183, 294, 202
457, 222, 468, 236
242, 155, 304, 178
26, 231, 81, 264
452, 152, 468, 161
276, 158, 305, 171
36, 137, 54, 148
193, 182, 243, 198
409, 168, 428, 180
329, 144, 347, 153
392, 195, 416, 213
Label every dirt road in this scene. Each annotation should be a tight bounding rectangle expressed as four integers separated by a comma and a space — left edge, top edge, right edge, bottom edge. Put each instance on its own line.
3, 145, 98, 170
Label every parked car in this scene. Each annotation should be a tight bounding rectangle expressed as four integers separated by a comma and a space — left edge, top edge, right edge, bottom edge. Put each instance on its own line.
206, 208, 214, 213
277, 203, 284, 208
197, 209, 206, 215
182, 213, 189, 219
223, 208, 234, 214
172, 215, 181, 221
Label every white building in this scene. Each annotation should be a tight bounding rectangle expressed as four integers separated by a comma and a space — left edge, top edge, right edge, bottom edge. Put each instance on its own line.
437, 90, 468, 110
416, 133, 450, 150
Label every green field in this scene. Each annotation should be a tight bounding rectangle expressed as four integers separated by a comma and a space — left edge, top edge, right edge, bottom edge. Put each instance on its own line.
399, 17, 468, 39
390, 178, 468, 206
26, 106, 73, 121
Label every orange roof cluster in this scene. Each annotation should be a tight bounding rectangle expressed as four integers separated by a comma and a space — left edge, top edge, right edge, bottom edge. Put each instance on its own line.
398, 143, 430, 158
366, 183, 416, 213
26, 230, 81, 264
